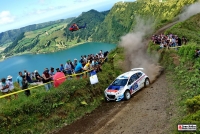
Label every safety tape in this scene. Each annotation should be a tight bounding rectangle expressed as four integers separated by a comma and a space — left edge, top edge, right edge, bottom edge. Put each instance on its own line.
0, 54, 116, 99
168, 46, 182, 48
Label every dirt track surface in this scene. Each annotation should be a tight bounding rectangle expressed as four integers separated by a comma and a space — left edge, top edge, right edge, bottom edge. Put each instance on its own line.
53, 73, 172, 134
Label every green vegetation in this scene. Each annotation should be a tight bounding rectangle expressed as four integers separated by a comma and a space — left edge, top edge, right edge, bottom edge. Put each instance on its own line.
63, 9, 108, 43
0, 47, 124, 133
91, 0, 198, 43
1, 0, 198, 58
165, 13, 200, 44
148, 13, 200, 133
0, 10, 108, 59
0, 17, 75, 46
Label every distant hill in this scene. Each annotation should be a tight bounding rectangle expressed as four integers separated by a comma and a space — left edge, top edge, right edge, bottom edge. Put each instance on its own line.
63, 9, 109, 43
0, 17, 75, 46
0, 10, 109, 58
91, 0, 198, 43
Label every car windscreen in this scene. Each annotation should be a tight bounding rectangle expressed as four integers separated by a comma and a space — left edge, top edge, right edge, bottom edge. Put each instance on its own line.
111, 79, 128, 86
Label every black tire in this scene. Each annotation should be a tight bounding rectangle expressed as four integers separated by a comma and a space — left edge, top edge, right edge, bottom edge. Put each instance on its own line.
104, 97, 109, 102
144, 78, 150, 87
124, 90, 131, 101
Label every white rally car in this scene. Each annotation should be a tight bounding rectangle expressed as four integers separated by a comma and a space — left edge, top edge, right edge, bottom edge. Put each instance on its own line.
104, 68, 150, 102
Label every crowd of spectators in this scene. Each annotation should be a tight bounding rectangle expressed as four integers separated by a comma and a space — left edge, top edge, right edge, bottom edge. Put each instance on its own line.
151, 33, 188, 49
0, 50, 109, 100
152, 33, 200, 59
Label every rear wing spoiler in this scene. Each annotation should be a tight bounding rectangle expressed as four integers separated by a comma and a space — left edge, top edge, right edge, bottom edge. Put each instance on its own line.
131, 68, 144, 71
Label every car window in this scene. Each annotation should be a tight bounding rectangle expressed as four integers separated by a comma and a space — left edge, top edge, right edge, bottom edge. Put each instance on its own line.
137, 72, 142, 78
132, 74, 139, 81
128, 78, 133, 85
112, 79, 128, 86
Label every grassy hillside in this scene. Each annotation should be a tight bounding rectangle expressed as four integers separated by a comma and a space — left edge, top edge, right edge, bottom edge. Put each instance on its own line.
148, 13, 200, 133
0, 47, 124, 134
0, 18, 75, 46
165, 13, 200, 44
2, 23, 69, 57
63, 9, 109, 42
91, 0, 198, 43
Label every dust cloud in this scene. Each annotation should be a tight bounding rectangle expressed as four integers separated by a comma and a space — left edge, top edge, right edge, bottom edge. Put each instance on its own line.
178, 2, 200, 21
119, 18, 162, 82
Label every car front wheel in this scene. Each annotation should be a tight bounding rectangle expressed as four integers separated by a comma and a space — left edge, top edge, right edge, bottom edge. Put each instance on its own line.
124, 90, 131, 100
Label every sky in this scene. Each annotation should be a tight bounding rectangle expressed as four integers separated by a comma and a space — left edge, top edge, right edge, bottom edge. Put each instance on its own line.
0, 0, 134, 33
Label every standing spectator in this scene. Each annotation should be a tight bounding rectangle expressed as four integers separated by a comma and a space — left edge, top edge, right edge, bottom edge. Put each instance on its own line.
80, 56, 84, 63
73, 59, 78, 67
16, 71, 23, 89
177, 36, 182, 46
74, 60, 86, 79
34, 70, 42, 82
70, 60, 75, 73
182, 36, 187, 45
56, 68, 61, 72
49, 67, 55, 78
84, 60, 91, 70
0, 78, 10, 100
83, 55, 87, 63
31, 72, 35, 80
42, 68, 52, 91
60, 64, 66, 74
22, 75, 30, 97
7, 75, 18, 99
65, 60, 72, 76
24, 70, 32, 83
27, 72, 33, 83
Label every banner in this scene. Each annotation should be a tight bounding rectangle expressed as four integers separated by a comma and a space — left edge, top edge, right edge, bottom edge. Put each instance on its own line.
90, 74, 98, 85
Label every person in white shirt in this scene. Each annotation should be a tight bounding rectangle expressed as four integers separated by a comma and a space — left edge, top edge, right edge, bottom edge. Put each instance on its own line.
0, 78, 10, 100
7, 75, 18, 99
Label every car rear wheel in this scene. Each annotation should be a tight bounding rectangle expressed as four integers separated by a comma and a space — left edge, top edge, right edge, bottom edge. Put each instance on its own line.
124, 90, 131, 100
144, 78, 150, 87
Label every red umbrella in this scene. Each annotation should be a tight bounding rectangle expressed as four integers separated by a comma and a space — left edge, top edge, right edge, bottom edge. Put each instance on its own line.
53, 72, 66, 87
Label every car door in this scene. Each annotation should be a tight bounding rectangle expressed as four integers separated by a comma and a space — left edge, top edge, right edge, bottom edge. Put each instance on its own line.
127, 76, 134, 94
131, 74, 139, 93
136, 72, 143, 89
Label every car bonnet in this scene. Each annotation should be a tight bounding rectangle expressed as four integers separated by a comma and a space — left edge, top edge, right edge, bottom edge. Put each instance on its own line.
106, 85, 124, 93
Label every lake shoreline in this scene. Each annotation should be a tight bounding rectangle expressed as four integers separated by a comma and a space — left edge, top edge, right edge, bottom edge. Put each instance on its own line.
0, 41, 90, 62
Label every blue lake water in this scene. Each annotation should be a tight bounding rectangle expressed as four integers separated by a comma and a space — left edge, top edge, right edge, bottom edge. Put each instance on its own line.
0, 42, 116, 80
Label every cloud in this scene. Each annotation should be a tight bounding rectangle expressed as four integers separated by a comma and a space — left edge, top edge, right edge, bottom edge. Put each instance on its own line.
74, 0, 90, 2
0, 11, 15, 25
39, 0, 45, 4
28, 5, 67, 15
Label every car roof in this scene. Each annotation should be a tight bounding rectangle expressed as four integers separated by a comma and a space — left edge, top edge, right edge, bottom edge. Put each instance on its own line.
116, 70, 143, 79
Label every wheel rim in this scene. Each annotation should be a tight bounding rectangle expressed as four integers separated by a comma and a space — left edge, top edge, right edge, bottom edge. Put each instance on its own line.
126, 92, 130, 99
146, 79, 150, 86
